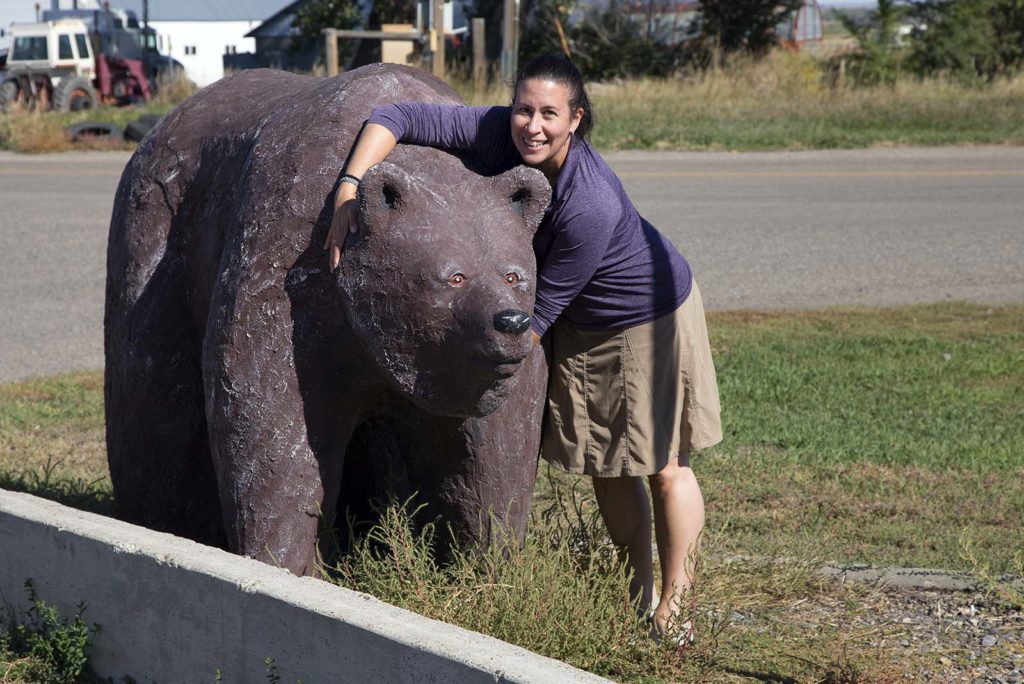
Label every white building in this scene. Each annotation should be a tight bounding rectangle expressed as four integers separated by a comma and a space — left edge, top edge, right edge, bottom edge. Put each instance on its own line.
35, 0, 292, 86
122, 0, 291, 86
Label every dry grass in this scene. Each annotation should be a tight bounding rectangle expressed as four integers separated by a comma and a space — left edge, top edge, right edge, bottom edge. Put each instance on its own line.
452, 51, 1024, 150
0, 110, 78, 153
0, 72, 196, 153
151, 72, 199, 109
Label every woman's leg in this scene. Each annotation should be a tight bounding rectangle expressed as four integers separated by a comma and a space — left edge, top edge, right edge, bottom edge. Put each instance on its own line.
592, 475, 655, 612
648, 451, 704, 633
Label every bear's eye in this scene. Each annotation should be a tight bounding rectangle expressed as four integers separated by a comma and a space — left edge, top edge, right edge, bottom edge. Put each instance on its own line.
504, 272, 521, 285
449, 273, 466, 286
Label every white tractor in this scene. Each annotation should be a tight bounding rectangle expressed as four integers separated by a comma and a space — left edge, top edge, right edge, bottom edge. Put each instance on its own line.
0, 16, 151, 112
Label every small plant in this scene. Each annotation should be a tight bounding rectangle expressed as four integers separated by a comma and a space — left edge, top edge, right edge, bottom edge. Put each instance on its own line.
960, 528, 1024, 609
264, 657, 281, 684
0, 580, 99, 683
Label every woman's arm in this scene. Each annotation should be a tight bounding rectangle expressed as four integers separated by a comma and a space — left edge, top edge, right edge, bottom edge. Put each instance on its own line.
327, 104, 513, 271
325, 123, 397, 271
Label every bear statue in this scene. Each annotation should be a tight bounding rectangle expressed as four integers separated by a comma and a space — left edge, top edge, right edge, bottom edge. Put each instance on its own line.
104, 65, 552, 576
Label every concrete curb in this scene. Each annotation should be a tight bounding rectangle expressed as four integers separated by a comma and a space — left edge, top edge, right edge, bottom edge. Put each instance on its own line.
816, 563, 1024, 594
0, 489, 611, 683
719, 555, 1024, 594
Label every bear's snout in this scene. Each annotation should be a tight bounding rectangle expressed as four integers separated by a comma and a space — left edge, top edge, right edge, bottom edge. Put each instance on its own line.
493, 309, 531, 336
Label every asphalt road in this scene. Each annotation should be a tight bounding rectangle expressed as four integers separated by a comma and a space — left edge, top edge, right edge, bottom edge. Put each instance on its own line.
1, 146, 1022, 383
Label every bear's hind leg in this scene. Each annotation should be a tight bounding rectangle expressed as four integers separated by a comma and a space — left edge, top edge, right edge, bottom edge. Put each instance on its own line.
106, 257, 223, 546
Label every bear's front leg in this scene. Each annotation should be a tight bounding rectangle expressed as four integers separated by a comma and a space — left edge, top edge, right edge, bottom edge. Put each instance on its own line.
400, 345, 549, 556
202, 250, 356, 576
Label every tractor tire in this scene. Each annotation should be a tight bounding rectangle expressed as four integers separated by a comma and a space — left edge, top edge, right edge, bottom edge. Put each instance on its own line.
53, 77, 99, 113
65, 121, 123, 143
124, 113, 163, 143
0, 79, 19, 112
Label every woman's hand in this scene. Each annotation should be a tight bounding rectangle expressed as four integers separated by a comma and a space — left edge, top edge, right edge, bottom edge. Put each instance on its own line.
326, 183, 359, 272
323, 123, 399, 272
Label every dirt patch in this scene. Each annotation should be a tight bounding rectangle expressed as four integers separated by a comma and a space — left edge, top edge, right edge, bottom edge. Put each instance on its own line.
848, 586, 1023, 682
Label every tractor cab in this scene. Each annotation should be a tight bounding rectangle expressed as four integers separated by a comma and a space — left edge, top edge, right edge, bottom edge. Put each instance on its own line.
6, 19, 95, 80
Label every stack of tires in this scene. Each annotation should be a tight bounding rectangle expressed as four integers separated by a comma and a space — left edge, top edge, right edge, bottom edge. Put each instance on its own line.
65, 113, 163, 144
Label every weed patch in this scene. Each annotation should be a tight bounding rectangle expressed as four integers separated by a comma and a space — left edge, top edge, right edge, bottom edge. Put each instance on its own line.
0, 581, 99, 684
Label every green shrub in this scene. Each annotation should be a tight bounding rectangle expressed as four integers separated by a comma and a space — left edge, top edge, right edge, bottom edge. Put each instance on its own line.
1, 581, 98, 684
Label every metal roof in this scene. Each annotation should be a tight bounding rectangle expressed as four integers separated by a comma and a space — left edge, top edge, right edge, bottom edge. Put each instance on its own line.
113, 0, 291, 22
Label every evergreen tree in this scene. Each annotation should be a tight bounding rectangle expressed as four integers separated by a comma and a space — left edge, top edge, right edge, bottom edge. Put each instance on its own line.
699, 0, 803, 58
293, 0, 361, 52
908, 0, 1024, 79
838, 0, 907, 84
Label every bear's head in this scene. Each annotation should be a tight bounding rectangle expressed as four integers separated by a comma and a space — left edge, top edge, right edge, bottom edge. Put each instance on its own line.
336, 152, 551, 418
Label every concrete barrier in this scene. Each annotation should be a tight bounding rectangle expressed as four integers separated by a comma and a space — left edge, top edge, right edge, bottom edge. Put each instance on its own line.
0, 489, 611, 683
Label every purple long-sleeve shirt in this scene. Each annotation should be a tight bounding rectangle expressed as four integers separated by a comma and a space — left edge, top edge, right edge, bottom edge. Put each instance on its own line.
367, 103, 692, 337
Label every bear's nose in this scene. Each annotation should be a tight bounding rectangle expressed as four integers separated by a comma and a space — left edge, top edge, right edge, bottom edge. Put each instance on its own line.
494, 309, 531, 335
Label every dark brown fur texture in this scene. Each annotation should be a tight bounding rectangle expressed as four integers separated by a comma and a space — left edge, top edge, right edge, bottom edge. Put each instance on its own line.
105, 65, 551, 575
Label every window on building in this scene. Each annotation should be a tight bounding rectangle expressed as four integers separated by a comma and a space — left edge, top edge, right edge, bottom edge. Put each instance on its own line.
75, 33, 90, 59
184, 45, 197, 55
58, 34, 74, 60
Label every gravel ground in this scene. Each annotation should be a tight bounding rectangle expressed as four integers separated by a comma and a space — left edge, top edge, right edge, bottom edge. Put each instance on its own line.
793, 584, 1024, 682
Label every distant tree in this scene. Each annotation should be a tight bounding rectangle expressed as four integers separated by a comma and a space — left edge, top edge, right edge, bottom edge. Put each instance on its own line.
908, 0, 1024, 80
293, 0, 360, 52
293, 0, 417, 68
698, 0, 803, 59
519, 0, 576, 63
989, 0, 1024, 74
374, 0, 418, 24
570, 0, 688, 78
838, 0, 908, 84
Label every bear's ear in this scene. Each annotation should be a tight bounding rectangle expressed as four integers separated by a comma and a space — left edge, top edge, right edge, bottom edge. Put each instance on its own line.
357, 161, 413, 234
494, 166, 552, 236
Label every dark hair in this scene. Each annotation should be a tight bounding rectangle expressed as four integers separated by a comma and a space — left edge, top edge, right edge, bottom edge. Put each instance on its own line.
512, 53, 594, 139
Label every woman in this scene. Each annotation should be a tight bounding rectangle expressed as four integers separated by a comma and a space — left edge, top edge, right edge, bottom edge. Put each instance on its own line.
326, 54, 722, 640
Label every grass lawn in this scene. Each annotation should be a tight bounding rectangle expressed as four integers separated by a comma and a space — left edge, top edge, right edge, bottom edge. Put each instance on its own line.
2, 302, 1022, 681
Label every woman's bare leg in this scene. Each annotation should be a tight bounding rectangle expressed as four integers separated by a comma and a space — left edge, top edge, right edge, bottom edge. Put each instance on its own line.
592, 475, 655, 612
648, 452, 704, 633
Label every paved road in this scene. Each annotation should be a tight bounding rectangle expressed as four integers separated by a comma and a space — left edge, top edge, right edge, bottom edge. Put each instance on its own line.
1, 147, 1022, 382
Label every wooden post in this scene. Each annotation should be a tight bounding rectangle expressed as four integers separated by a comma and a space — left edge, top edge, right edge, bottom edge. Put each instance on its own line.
324, 28, 339, 77
472, 18, 486, 86
501, 0, 516, 81
432, 0, 445, 79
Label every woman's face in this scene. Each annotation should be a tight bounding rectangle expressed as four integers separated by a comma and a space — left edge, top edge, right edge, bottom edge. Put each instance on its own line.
511, 78, 584, 179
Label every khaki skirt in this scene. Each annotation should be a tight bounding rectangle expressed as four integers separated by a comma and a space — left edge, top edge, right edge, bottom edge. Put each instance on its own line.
542, 281, 722, 477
